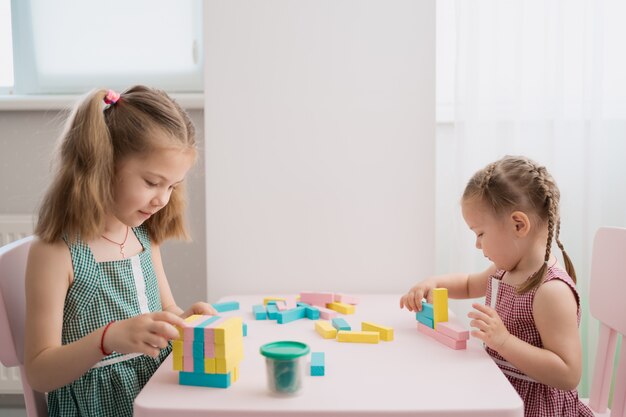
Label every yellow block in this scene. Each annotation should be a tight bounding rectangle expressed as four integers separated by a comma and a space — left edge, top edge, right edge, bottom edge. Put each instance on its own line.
337, 330, 379, 344
231, 366, 239, 383
204, 357, 216, 373
315, 320, 338, 339
361, 321, 394, 341
172, 340, 184, 357
433, 288, 448, 329
326, 301, 356, 315
263, 297, 286, 305
172, 355, 183, 371
214, 317, 244, 344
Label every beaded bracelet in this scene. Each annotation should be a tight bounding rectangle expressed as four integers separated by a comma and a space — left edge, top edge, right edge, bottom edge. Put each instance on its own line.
100, 321, 115, 356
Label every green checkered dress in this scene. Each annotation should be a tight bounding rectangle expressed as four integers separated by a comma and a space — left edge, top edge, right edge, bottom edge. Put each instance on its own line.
48, 225, 171, 417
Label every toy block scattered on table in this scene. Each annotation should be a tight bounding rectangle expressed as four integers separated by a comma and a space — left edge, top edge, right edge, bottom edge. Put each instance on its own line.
266, 303, 279, 320
310, 352, 325, 376
174, 315, 244, 388
300, 292, 335, 307
331, 317, 351, 331
315, 320, 338, 339
316, 306, 338, 319
326, 301, 355, 315
212, 301, 240, 313
305, 305, 320, 320
252, 304, 267, 320
432, 288, 448, 329
334, 293, 360, 304
263, 297, 286, 305
277, 305, 307, 324
337, 330, 380, 344
361, 321, 394, 341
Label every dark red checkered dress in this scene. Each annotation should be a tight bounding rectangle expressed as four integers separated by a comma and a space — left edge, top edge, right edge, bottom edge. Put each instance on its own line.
485, 266, 593, 417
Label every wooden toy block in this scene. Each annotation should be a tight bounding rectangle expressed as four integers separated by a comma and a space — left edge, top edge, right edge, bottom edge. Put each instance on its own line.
195, 316, 222, 340
284, 298, 298, 309
213, 317, 244, 344
337, 330, 380, 344
437, 321, 469, 341
275, 301, 289, 311
432, 288, 449, 329
242, 322, 247, 336
173, 354, 183, 371
416, 312, 434, 329
252, 304, 267, 320
331, 317, 351, 331
172, 340, 184, 357
361, 321, 394, 341
266, 303, 279, 320
326, 301, 356, 314
204, 358, 216, 373
316, 306, 338, 319
419, 302, 434, 319
417, 322, 466, 350
311, 352, 325, 376
334, 293, 360, 304
315, 320, 338, 339
263, 297, 285, 305
305, 305, 320, 320
212, 300, 240, 313
277, 306, 307, 324
179, 371, 231, 388
176, 314, 207, 339
300, 291, 335, 307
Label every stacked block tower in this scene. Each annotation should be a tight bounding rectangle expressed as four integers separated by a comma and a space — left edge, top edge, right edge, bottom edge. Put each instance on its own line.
415, 288, 469, 349
172, 314, 244, 388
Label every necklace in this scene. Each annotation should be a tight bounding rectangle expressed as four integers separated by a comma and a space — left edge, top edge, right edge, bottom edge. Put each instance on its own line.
101, 226, 130, 258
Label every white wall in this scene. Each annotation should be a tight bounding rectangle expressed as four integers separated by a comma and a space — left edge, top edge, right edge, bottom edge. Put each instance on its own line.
204, 0, 435, 300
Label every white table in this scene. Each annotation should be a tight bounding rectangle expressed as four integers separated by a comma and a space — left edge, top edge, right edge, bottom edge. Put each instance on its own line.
134, 294, 523, 416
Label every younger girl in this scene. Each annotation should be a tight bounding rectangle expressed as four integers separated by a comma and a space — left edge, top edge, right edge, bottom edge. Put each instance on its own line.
400, 155, 592, 416
25, 86, 216, 417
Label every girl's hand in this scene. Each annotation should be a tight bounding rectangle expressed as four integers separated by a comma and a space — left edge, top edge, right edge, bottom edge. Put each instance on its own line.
399, 280, 437, 312
103, 311, 184, 358
181, 301, 217, 318
468, 303, 511, 351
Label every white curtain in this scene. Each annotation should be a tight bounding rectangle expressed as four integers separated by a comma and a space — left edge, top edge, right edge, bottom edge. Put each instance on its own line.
438, 0, 626, 396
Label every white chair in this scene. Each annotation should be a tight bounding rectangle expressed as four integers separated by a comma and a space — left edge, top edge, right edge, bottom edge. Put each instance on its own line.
584, 227, 626, 417
0, 236, 47, 417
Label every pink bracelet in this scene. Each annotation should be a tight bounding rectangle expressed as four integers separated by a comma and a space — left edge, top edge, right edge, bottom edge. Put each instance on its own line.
100, 321, 115, 356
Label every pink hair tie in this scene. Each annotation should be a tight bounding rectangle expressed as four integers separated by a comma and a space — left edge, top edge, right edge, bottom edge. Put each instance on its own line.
104, 89, 120, 105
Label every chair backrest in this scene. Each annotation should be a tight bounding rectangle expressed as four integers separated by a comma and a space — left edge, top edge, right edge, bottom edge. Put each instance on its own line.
588, 227, 626, 417
0, 236, 48, 417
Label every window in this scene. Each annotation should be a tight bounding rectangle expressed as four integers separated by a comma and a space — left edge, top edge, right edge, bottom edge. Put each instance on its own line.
0, 0, 13, 91
7, 0, 202, 95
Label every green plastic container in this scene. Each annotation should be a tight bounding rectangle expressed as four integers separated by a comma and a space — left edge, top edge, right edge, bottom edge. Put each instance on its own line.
259, 341, 310, 395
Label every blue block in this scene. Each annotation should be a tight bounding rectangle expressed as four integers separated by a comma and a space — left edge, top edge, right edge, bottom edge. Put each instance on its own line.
277, 306, 307, 324
419, 302, 434, 319
311, 352, 325, 376
194, 316, 221, 340
193, 355, 204, 373
266, 304, 279, 320
305, 306, 320, 320
331, 317, 351, 331
213, 301, 240, 313
416, 312, 434, 328
242, 322, 248, 337
179, 371, 231, 388
192, 340, 204, 358
252, 304, 267, 320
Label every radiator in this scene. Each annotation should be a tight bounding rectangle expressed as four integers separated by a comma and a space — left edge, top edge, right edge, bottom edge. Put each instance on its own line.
0, 214, 34, 394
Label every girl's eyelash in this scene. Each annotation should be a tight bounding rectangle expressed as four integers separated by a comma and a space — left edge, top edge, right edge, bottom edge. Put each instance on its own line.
145, 180, 158, 187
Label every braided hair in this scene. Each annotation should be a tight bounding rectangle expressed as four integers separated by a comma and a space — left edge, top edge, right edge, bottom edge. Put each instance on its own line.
462, 155, 576, 293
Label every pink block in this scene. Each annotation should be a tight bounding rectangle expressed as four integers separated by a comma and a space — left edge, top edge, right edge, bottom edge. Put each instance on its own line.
275, 301, 288, 311
183, 339, 194, 357
417, 322, 467, 350
437, 322, 469, 341
284, 298, 297, 309
183, 315, 211, 341
317, 306, 338, 319
300, 292, 335, 307
203, 317, 228, 344
204, 342, 215, 358
183, 356, 194, 372
334, 293, 360, 305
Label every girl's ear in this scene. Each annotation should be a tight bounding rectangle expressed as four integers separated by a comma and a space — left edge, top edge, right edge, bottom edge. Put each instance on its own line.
510, 211, 531, 236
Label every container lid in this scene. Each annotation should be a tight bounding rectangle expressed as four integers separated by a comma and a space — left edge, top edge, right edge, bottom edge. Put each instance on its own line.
259, 341, 310, 360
